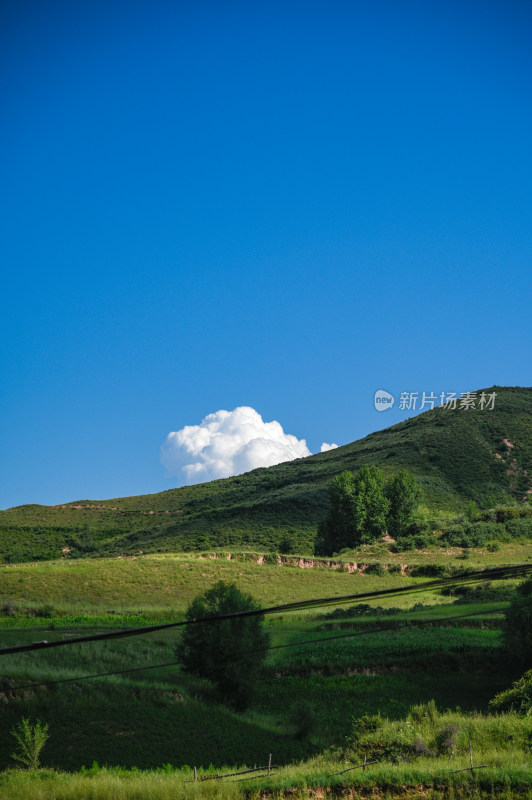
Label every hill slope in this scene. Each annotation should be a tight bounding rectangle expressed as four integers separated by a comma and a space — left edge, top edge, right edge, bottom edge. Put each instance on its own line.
1, 385, 530, 560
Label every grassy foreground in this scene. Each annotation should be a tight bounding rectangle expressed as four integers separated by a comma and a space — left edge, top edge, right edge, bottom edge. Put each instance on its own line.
0, 549, 527, 772
1, 733, 531, 800
0, 548, 530, 797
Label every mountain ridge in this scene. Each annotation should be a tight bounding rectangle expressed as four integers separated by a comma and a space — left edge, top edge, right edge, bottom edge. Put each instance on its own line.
1, 385, 530, 560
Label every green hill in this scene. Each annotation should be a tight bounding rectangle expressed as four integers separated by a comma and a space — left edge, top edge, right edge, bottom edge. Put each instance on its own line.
1, 385, 530, 560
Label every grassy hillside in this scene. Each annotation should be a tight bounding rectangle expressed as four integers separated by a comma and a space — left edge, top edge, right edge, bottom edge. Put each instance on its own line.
0, 550, 529, 795
1, 385, 530, 560
0, 550, 526, 774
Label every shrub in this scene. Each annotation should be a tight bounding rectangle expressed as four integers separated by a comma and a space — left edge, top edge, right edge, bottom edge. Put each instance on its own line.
349, 713, 383, 744
495, 506, 528, 523
441, 583, 516, 604
490, 670, 532, 716
365, 562, 386, 576
408, 699, 439, 724
34, 604, 55, 618
391, 533, 435, 552
410, 737, 434, 757
434, 723, 459, 755
278, 535, 292, 555
2, 600, 16, 617
411, 563, 447, 578
11, 717, 49, 770
505, 517, 532, 538
440, 524, 469, 547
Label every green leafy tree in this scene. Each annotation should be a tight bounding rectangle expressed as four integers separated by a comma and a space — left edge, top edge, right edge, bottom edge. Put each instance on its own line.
315, 471, 357, 555
315, 467, 389, 555
176, 581, 269, 709
385, 470, 423, 539
355, 465, 390, 539
11, 717, 49, 770
502, 577, 532, 669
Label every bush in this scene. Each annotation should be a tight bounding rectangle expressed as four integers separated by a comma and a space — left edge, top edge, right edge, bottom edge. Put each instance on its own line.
490, 670, 532, 716
478, 505, 532, 523
408, 699, 439, 724
278, 535, 292, 555
440, 583, 516, 604
2, 600, 16, 617
388, 563, 402, 574
365, 562, 386, 576
410, 737, 434, 757
440, 521, 506, 548
349, 713, 383, 743
411, 563, 447, 578
33, 603, 55, 618
391, 533, 435, 552
434, 723, 459, 755
11, 717, 49, 770
505, 517, 532, 538
495, 506, 530, 523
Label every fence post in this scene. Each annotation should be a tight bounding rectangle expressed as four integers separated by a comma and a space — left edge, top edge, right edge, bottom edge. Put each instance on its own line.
363, 755, 367, 773
268, 753, 272, 777
194, 766, 197, 783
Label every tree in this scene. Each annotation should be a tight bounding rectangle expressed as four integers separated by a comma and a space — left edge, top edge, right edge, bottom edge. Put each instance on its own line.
11, 717, 49, 770
502, 577, 532, 669
176, 581, 269, 709
385, 469, 423, 539
315, 467, 389, 555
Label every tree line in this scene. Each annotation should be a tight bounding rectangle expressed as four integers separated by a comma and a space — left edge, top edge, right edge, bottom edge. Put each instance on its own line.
315, 466, 422, 556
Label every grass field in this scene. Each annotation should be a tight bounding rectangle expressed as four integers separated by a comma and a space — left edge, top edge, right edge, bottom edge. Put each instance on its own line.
0, 552, 433, 617
0, 546, 530, 799
0, 550, 528, 771
1, 541, 530, 619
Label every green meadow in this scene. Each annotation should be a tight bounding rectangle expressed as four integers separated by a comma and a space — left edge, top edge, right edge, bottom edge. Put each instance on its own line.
0, 547, 530, 800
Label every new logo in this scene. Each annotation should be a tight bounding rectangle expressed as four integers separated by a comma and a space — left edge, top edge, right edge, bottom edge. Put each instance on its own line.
374, 389, 395, 411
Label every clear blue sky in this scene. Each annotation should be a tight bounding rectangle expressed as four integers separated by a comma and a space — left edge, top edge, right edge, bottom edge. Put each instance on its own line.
1, 0, 531, 508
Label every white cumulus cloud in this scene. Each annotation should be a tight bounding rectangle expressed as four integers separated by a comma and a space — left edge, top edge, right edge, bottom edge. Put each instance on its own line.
320, 442, 338, 452
161, 406, 312, 485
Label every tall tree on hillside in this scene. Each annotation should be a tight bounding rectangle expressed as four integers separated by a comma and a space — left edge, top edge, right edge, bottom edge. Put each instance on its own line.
315, 470, 357, 555
315, 466, 389, 555
385, 469, 423, 539
176, 581, 269, 709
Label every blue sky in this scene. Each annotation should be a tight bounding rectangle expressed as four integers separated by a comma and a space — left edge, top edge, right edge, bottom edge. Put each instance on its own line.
1, 0, 531, 508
